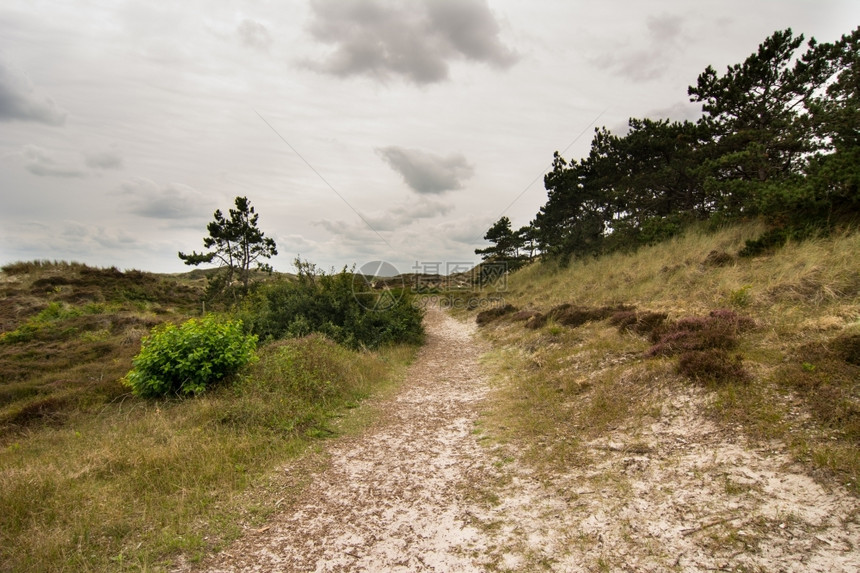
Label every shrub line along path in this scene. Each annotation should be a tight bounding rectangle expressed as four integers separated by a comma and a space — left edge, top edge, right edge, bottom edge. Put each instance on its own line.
182, 308, 860, 572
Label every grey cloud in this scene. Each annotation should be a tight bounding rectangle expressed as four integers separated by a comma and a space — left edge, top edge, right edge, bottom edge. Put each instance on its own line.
437, 218, 489, 244
121, 178, 211, 219
646, 14, 683, 40
238, 19, 273, 51
306, 0, 517, 84
315, 198, 452, 249
594, 15, 685, 82
314, 218, 382, 247
0, 59, 67, 125
84, 149, 124, 170
2, 220, 141, 261
377, 146, 474, 194
22, 145, 86, 178
424, 0, 517, 65
60, 222, 138, 248
366, 198, 453, 231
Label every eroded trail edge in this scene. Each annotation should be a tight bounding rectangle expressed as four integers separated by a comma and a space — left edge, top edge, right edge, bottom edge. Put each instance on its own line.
194, 308, 495, 572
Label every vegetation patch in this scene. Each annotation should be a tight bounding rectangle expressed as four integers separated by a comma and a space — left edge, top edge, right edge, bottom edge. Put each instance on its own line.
776, 336, 860, 443
609, 310, 668, 336
647, 310, 755, 357
831, 333, 860, 366
475, 304, 518, 326
646, 309, 754, 383
703, 250, 735, 267
677, 350, 748, 383
522, 303, 635, 330
510, 309, 541, 322
124, 315, 258, 398
473, 223, 860, 492
0, 259, 420, 571
550, 303, 635, 328
0, 263, 204, 436
239, 259, 424, 350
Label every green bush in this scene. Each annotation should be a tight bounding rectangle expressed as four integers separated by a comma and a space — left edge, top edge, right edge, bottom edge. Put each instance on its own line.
238, 259, 424, 350
124, 315, 257, 397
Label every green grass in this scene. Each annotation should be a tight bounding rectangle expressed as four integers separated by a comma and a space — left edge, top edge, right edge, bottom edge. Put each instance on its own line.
474, 222, 860, 490
0, 264, 196, 432
0, 261, 418, 571
0, 334, 415, 572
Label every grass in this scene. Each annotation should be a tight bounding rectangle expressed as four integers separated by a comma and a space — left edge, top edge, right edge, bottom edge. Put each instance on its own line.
472, 222, 860, 491
0, 262, 203, 432
0, 261, 417, 571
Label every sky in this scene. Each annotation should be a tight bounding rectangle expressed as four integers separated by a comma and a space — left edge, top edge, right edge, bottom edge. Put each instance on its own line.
1, 0, 857, 275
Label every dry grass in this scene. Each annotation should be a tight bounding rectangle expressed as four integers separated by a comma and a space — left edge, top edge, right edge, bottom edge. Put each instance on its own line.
0, 262, 417, 571
475, 222, 860, 491
0, 263, 199, 434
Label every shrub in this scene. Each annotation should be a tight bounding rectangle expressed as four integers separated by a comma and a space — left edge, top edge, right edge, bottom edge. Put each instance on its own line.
831, 333, 860, 366
678, 349, 748, 383
124, 315, 257, 397
549, 303, 635, 328
238, 260, 424, 349
646, 309, 754, 383
524, 313, 547, 329
476, 304, 518, 326
703, 249, 735, 267
609, 310, 668, 336
775, 338, 860, 442
647, 309, 754, 356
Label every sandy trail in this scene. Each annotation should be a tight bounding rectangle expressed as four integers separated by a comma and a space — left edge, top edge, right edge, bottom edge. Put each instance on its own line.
190, 308, 495, 572
183, 308, 860, 572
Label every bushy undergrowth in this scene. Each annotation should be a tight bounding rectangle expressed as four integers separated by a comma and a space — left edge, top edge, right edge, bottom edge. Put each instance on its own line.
475, 304, 517, 325
1, 260, 86, 275
238, 260, 424, 350
774, 332, 860, 443
124, 315, 257, 397
0, 258, 422, 571
609, 310, 668, 335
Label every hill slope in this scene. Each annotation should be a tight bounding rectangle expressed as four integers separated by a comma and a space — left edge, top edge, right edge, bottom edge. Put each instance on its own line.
465, 222, 859, 569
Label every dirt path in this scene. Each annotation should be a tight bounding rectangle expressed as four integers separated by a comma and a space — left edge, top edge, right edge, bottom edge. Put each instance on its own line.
183, 308, 860, 572
188, 308, 497, 572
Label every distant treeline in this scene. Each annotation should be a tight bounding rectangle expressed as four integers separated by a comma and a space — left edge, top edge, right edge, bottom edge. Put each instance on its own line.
478, 27, 859, 265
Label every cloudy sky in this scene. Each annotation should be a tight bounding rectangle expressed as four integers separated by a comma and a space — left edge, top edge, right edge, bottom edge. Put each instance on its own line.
1, 1, 857, 274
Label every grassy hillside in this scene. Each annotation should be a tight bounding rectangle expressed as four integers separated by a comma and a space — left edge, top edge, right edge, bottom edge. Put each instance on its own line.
0, 261, 205, 432
472, 222, 860, 491
0, 262, 416, 571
